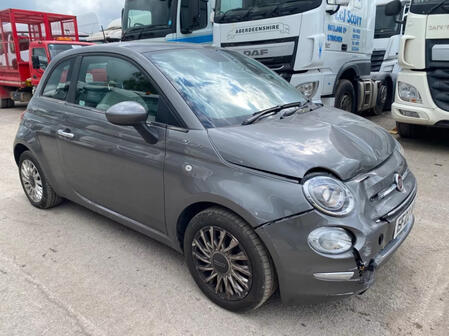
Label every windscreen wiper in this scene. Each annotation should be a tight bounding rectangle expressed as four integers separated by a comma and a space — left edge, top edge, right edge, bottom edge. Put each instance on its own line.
242, 101, 305, 125
428, 0, 449, 14
216, 8, 250, 23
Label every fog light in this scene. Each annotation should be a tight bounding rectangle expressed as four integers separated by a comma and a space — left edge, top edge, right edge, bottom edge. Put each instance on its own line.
399, 110, 420, 118
308, 227, 353, 255
296, 81, 319, 99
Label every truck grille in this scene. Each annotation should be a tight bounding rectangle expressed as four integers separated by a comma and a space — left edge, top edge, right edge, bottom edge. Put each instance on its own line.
427, 68, 449, 112
371, 50, 386, 72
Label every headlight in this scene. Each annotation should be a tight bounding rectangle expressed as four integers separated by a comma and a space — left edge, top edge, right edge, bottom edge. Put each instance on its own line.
303, 176, 355, 216
308, 227, 353, 255
296, 81, 319, 99
398, 81, 422, 104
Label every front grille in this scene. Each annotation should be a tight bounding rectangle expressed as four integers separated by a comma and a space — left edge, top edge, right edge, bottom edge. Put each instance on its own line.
427, 68, 449, 112
371, 50, 386, 72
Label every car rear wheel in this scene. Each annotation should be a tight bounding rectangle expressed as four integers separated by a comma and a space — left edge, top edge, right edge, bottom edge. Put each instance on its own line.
19, 151, 62, 209
184, 207, 277, 312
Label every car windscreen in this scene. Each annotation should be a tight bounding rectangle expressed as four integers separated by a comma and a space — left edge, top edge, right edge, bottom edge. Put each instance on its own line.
214, 0, 322, 24
48, 44, 84, 58
147, 48, 305, 128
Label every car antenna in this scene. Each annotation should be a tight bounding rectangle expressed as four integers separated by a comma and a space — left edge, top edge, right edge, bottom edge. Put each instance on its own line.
101, 25, 107, 43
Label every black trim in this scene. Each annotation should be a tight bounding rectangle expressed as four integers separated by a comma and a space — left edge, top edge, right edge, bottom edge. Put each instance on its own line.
371, 50, 386, 72
427, 68, 449, 112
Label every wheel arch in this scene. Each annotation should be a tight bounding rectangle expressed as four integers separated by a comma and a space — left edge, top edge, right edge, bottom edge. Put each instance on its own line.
14, 143, 31, 166
176, 201, 254, 252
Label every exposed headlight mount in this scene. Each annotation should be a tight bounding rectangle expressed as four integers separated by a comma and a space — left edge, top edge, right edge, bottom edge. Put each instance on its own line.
398, 81, 422, 104
296, 81, 319, 100
303, 176, 355, 217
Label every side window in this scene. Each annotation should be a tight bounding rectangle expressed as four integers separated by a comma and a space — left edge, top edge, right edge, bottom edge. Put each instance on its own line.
75, 55, 178, 125
32, 48, 48, 70
42, 58, 73, 101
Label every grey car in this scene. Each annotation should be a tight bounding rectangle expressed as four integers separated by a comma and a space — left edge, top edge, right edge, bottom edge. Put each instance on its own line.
13, 42, 417, 312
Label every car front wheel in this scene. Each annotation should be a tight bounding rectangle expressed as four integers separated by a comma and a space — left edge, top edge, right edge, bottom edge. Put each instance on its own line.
184, 207, 277, 312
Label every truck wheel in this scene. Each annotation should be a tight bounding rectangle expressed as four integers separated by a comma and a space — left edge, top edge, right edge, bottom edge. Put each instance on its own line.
335, 79, 357, 113
1, 99, 9, 108
373, 81, 389, 115
397, 122, 421, 138
184, 207, 277, 312
1, 98, 14, 108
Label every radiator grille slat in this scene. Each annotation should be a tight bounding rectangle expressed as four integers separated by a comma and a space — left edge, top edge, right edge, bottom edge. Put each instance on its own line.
371, 50, 386, 72
428, 68, 449, 112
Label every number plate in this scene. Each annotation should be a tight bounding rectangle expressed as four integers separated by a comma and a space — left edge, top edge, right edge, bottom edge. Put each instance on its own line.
394, 201, 414, 239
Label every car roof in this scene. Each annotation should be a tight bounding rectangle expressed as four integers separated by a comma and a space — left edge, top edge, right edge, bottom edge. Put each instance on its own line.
56, 40, 208, 58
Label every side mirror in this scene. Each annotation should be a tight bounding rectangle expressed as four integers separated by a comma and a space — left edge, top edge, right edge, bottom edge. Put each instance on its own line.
106, 101, 148, 125
106, 101, 159, 144
180, 0, 196, 34
327, 0, 350, 6
385, 0, 402, 16
32, 55, 40, 69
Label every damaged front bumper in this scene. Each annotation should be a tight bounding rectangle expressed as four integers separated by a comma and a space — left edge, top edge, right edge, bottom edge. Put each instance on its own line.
256, 184, 417, 305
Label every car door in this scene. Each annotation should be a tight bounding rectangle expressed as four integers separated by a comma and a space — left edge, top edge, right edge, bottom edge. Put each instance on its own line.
57, 54, 172, 234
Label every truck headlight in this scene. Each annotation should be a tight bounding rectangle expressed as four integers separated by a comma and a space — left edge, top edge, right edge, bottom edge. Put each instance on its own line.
296, 81, 319, 99
303, 176, 355, 216
308, 227, 353, 255
398, 82, 422, 104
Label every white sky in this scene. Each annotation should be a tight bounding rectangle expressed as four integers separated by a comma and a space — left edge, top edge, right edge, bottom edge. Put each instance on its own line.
2, 0, 123, 33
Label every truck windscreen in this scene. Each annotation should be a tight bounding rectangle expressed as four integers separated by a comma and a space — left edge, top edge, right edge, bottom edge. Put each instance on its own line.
410, 0, 449, 14
123, 0, 174, 31
375, 5, 402, 38
214, 0, 322, 24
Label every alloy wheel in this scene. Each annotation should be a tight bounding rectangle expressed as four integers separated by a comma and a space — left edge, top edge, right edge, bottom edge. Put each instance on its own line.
21, 159, 43, 203
191, 226, 252, 300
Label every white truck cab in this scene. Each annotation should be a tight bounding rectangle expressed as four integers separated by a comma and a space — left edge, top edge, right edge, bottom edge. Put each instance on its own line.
390, 0, 449, 137
121, 0, 213, 43
212, 0, 379, 114
371, 0, 410, 113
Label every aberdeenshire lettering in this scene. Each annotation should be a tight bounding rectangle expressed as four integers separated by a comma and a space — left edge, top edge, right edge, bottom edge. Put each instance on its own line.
235, 24, 280, 34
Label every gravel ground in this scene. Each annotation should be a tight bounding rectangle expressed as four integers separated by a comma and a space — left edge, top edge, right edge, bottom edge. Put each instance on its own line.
0, 105, 448, 336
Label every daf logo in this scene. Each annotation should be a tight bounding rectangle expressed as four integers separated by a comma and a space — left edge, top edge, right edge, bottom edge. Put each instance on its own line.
394, 173, 404, 192
243, 49, 269, 57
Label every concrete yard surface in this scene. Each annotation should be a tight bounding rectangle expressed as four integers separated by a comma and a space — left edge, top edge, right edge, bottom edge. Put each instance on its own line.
0, 106, 448, 336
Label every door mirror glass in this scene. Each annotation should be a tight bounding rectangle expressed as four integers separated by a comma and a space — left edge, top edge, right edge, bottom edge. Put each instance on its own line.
385, 0, 402, 16
106, 101, 148, 126
32, 55, 41, 69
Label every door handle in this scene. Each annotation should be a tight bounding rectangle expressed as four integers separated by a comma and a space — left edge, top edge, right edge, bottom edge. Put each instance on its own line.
57, 129, 74, 139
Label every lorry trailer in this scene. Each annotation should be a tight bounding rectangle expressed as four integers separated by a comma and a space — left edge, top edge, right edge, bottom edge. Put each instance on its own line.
0, 9, 91, 108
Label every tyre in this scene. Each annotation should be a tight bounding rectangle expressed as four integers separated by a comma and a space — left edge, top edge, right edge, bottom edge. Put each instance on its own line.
184, 207, 277, 312
19, 151, 62, 209
396, 122, 421, 138
7, 99, 15, 108
335, 79, 357, 113
372, 81, 389, 115
0, 98, 8, 108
